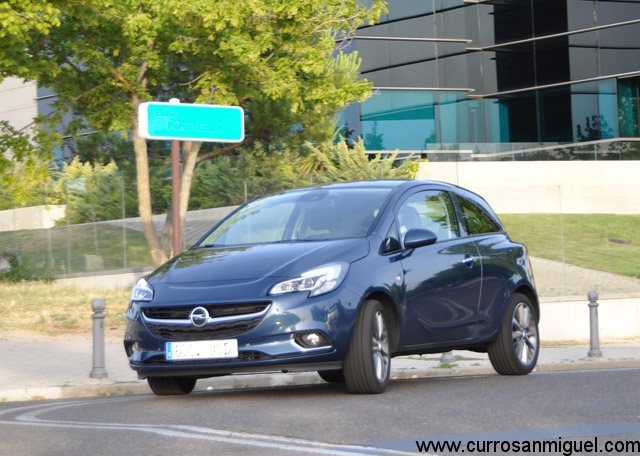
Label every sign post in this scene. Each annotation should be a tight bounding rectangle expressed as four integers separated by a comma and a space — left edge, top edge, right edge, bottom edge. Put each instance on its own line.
138, 100, 244, 257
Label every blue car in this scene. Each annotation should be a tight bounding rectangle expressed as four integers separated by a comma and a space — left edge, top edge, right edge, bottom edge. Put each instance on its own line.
124, 180, 539, 395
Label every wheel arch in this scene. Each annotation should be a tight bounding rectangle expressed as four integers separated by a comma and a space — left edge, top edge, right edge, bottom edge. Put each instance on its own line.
362, 290, 401, 354
514, 285, 540, 322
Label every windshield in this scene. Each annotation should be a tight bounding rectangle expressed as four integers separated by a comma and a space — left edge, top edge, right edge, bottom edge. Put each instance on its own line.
197, 187, 391, 247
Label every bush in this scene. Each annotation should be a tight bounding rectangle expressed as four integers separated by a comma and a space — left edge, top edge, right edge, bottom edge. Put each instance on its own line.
0, 251, 38, 282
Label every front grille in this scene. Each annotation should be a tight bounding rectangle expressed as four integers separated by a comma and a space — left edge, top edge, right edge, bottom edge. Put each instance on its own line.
142, 301, 271, 341
146, 315, 263, 340
142, 351, 272, 366
143, 302, 270, 320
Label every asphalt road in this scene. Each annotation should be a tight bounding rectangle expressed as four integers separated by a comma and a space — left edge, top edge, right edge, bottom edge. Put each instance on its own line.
1, 368, 638, 456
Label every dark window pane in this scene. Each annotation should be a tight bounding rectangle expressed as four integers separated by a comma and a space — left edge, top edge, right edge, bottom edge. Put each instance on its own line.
493, 2, 533, 44
540, 87, 572, 142
458, 197, 501, 235
500, 91, 538, 142
495, 42, 535, 91
533, 0, 568, 36
535, 37, 570, 85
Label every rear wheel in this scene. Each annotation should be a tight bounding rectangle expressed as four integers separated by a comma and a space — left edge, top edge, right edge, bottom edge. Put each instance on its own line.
488, 293, 539, 375
343, 299, 391, 394
147, 377, 197, 395
317, 369, 345, 383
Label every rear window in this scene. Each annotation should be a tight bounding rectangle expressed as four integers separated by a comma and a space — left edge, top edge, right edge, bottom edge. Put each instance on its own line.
458, 196, 501, 235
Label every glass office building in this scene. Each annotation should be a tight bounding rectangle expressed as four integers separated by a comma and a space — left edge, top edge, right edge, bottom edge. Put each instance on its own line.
346, 0, 640, 159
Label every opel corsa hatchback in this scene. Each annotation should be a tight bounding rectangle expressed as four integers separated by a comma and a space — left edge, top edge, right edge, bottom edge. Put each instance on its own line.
124, 180, 539, 395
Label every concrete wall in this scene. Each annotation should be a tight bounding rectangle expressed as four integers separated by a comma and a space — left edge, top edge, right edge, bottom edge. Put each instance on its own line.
0, 205, 66, 231
415, 161, 640, 214
539, 296, 640, 342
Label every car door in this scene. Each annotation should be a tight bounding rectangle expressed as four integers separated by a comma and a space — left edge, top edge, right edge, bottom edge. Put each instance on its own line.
455, 193, 518, 338
397, 189, 482, 347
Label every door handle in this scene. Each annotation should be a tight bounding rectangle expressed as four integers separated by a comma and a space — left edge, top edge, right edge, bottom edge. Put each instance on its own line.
462, 254, 475, 268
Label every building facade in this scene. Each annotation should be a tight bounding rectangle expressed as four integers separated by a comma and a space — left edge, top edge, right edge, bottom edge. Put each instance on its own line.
346, 0, 640, 159
4, 1, 640, 161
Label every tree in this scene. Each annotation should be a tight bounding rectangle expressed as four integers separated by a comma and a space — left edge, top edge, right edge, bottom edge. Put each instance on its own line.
0, 0, 60, 79
0, 120, 59, 208
299, 138, 417, 182
3, 0, 387, 266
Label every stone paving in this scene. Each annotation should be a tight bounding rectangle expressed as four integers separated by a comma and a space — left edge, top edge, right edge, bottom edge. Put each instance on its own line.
531, 257, 640, 298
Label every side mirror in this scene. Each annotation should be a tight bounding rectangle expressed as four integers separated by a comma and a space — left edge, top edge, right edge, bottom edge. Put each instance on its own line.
404, 228, 437, 249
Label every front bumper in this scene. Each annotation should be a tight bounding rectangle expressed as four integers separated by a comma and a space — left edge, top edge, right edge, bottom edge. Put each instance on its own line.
124, 287, 360, 379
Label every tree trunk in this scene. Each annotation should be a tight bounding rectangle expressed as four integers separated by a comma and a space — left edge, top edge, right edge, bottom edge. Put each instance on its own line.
180, 141, 202, 222
160, 140, 203, 258
131, 104, 168, 267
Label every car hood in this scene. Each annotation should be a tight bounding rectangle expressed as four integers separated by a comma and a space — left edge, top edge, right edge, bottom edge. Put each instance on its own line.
147, 239, 370, 285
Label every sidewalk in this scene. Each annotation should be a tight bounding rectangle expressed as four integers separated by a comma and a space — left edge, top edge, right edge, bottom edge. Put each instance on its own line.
1, 336, 638, 402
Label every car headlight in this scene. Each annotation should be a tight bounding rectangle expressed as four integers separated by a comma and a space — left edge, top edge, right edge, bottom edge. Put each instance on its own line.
130, 277, 154, 302
269, 263, 349, 297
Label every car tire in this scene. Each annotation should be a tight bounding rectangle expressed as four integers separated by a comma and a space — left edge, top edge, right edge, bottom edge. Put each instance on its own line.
488, 293, 539, 375
147, 377, 197, 395
343, 299, 391, 394
318, 369, 345, 383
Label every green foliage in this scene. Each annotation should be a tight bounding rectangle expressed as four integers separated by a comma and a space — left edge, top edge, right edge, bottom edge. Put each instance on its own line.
0, 0, 61, 78
190, 143, 299, 208
0, 115, 62, 212
67, 131, 137, 165
1, 159, 54, 209
49, 157, 172, 224
52, 158, 115, 223
0, 120, 59, 209
299, 139, 417, 183
0, 252, 23, 282
0, 120, 57, 175
189, 139, 417, 209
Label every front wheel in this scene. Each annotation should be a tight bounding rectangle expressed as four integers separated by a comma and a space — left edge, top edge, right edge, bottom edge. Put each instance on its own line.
488, 293, 539, 375
343, 299, 391, 394
147, 377, 197, 396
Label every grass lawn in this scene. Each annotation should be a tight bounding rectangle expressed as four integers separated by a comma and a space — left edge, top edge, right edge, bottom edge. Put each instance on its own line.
0, 282, 130, 340
499, 213, 640, 279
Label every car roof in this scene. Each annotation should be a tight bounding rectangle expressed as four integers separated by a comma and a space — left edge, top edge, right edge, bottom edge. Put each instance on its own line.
282, 179, 455, 192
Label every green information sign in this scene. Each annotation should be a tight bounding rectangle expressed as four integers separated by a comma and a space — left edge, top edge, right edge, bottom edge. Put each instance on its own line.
138, 101, 244, 142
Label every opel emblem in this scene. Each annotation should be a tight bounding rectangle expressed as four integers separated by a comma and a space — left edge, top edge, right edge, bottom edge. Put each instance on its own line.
189, 306, 209, 328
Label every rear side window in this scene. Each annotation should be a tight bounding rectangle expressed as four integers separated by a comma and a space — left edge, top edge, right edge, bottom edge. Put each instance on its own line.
458, 197, 501, 235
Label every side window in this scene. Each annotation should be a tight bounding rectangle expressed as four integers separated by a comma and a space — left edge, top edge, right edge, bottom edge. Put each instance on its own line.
458, 196, 501, 235
397, 190, 460, 243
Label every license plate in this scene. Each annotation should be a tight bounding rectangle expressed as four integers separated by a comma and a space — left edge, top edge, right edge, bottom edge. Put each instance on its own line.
166, 339, 238, 361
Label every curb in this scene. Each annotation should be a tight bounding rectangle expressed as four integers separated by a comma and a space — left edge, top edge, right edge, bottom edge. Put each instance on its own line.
4, 359, 639, 403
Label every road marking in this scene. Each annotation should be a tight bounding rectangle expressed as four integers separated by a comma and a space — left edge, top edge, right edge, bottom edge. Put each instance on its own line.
0, 398, 429, 456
